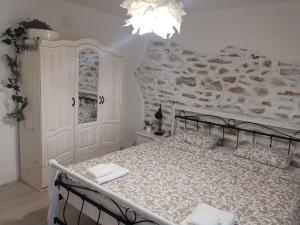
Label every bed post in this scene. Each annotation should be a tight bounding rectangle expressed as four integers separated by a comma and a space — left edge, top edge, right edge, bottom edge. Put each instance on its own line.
47, 169, 60, 225
171, 106, 178, 135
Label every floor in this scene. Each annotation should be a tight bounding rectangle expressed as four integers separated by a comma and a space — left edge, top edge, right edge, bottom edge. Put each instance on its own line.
0, 181, 94, 225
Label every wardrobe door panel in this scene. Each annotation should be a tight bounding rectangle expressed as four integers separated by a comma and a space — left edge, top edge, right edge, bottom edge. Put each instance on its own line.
75, 46, 101, 160
41, 46, 75, 167
77, 125, 98, 153
102, 124, 119, 142
101, 53, 122, 154
60, 48, 76, 128
43, 48, 60, 133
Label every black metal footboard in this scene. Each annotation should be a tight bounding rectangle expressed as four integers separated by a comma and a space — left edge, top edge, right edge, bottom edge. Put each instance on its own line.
54, 173, 157, 225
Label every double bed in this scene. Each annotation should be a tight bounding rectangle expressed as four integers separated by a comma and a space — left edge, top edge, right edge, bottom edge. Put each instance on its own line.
48, 106, 300, 225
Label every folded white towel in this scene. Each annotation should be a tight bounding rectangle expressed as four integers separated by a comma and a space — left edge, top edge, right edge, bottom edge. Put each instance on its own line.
95, 165, 129, 184
181, 204, 235, 225
86, 163, 115, 179
86, 163, 129, 184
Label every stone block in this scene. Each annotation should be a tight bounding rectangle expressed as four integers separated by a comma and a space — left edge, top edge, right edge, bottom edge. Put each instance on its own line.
223, 77, 237, 83
176, 76, 197, 87
208, 58, 232, 64
229, 87, 247, 95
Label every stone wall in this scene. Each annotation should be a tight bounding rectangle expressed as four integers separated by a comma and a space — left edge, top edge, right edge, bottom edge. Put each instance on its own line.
135, 40, 300, 132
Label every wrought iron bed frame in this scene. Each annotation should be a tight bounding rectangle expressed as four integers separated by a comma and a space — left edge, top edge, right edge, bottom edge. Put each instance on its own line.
49, 107, 300, 225
174, 110, 300, 154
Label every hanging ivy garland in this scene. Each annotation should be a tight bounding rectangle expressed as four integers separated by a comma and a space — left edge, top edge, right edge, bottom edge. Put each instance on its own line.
0, 19, 52, 121
1, 25, 27, 121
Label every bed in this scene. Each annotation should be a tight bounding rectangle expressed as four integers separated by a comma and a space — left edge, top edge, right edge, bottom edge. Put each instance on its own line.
48, 106, 300, 225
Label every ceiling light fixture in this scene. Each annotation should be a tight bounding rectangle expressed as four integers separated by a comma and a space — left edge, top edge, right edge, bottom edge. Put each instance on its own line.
120, 0, 186, 39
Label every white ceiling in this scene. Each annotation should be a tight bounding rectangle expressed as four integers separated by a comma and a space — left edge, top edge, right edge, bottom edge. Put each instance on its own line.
63, 0, 298, 17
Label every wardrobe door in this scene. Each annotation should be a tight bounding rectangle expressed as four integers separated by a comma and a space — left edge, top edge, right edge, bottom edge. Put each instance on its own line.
41, 46, 75, 167
75, 45, 101, 161
100, 53, 123, 154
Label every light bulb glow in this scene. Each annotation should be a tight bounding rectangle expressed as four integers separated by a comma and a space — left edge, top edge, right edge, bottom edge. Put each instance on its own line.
120, 0, 185, 39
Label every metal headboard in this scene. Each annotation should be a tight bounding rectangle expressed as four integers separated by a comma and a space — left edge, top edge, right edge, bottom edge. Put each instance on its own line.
171, 106, 300, 154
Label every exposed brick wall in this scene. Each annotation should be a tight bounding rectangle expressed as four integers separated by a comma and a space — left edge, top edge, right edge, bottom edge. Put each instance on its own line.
135, 40, 300, 132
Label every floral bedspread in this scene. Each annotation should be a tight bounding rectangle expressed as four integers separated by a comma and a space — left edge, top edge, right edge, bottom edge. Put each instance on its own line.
68, 138, 300, 225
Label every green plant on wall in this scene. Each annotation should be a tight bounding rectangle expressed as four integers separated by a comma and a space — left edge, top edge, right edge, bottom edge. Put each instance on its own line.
1, 25, 27, 121
5, 54, 28, 121
0, 19, 52, 121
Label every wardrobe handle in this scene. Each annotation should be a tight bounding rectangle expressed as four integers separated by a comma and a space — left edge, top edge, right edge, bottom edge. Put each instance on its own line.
99, 96, 101, 104
102, 96, 105, 104
72, 97, 75, 107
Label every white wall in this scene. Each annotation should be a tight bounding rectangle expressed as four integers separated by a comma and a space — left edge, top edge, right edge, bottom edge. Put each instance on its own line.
0, 0, 145, 185
172, 2, 300, 61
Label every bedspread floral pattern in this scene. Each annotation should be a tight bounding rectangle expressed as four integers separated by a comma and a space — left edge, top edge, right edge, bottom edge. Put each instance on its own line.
68, 138, 300, 225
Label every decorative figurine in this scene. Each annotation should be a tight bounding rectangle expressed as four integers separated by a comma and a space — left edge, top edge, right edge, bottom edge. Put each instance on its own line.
144, 120, 153, 133
154, 104, 164, 136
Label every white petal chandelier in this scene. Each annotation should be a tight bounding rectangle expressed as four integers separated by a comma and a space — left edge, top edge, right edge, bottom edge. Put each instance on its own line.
120, 0, 186, 39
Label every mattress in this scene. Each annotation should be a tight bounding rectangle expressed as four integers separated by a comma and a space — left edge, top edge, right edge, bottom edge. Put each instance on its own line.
68, 137, 300, 225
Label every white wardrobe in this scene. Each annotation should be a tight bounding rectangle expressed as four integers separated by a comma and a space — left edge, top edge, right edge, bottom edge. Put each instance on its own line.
19, 39, 123, 190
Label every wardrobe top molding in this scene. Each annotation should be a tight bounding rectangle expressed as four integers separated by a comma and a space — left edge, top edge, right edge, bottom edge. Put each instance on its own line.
39, 38, 123, 57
